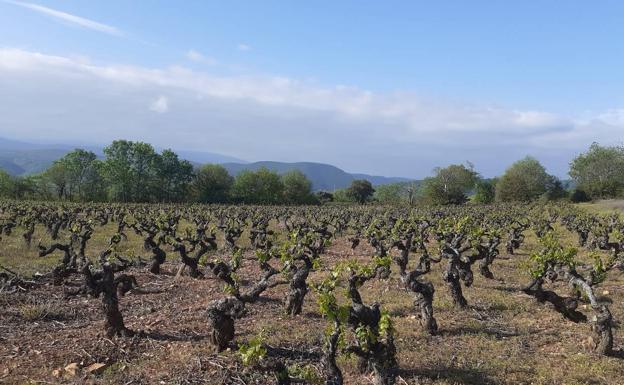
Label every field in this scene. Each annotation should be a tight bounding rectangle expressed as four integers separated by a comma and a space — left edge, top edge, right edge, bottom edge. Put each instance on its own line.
1, 202, 624, 385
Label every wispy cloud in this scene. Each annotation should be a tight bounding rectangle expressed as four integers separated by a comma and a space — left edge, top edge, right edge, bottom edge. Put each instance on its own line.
237, 43, 251, 52
186, 50, 217, 65
2, 0, 123, 36
149, 95, 169, 114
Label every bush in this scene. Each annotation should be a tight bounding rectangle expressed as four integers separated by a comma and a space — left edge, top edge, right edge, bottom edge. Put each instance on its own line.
570, 189, 591, 203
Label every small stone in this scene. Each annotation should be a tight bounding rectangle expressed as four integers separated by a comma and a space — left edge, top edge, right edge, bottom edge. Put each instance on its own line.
52, 369, 62, 378
602, 290, 610, 295
64, 363, 79, 376
85, 363, 108, 375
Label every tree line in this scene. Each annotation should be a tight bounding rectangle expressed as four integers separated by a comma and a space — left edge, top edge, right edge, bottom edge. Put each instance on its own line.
0, 140, 317, 204
0, 140, 622, 205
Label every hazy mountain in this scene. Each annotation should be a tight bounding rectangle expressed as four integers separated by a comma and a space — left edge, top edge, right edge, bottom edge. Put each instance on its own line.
0, 137, 244, 176
221, 161, 411, 191
0, 138, 413, 190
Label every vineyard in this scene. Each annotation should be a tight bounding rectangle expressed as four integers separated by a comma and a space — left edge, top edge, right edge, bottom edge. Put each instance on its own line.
1, 201, 624, 385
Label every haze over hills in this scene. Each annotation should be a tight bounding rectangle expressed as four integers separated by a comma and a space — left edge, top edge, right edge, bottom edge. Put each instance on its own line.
0, 138, 413, 191
220, 161, 411, 191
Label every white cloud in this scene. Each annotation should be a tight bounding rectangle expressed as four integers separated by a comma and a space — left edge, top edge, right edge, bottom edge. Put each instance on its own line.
0, 48, 620, 177
149, 96, 169, 113
2, 0, 123, 36
186, 50, 217, 65
237, 43, 251, 51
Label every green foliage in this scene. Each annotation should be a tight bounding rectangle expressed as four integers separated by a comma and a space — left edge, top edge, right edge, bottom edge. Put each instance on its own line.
99, 140, 193, 203
379, 310, 395, 337
231, 167, 285, 204
238, 333, 267, 365
570, 188, 591, 203
231, 249, 243, 271
192, 164, 234, 203
345, 179, 375, 204
473, 179, 497, 204
542, 176, 569, 201
315, 270, 350, 323
154, 149, 194, 202
496, 156, 553, 202
590, 253, 609, 285
281, 170, 316, 204
315, 191, 334, 204
287, 364, 322, 384
569, 142, 624, 199
528, 231, 577, 277
332, 188, 356, 203
421, 163, 479, 205
20, 148, 105, 201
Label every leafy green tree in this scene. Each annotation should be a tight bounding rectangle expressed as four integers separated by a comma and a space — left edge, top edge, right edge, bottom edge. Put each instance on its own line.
129, 142, 160, 202
0, 169, 14, 198
374, 183, 406, 205
332, 188, 355, 203
374, 181, 421, 205
421, 164, 479, 205
473, 179, 497, 204
43, 149, 104, 201
43, 160, 70, 199
102, 140, 135, 202
346, 179, 375, 204
192, 164, 234, 203
102, 140, 160, 202
570, 189, 590, 203
231, 167, 284, 204
281, 170, 315, 204
63, 149, 104, 201
315, 191, 334, 204
155, 149, 194, 202
542, 176, 568, 201
495, 157, 552, 202
569, 143, 624, 199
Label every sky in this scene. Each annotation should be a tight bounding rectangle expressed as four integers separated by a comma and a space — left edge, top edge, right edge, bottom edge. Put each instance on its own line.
0, 0, 623, 178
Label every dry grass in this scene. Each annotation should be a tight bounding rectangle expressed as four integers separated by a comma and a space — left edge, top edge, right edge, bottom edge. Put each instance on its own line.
577, 199, 624, 214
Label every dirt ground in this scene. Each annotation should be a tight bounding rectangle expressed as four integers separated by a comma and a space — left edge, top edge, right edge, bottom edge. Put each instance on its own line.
1, 223, 624, 385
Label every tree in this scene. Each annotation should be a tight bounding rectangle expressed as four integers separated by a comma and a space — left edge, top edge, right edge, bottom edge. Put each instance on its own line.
345, 179, 375, 204
495, 157, 551, 202
102, 140, 135, 202
570, 189, 591, 203
332, 188, 355, 203
542, 176, 568, 201
43, 161, 70, 199
374, 183, 406, 205
281, 170, 314, 204
0, 174, 37, 200
129, 142, 159, 202
193, 164, 234, 203
155, 149, 194, 202
473, 179, 497, 204
102, 140, 160, 202
374, 181, 421, 205
421, 164, 479, 205
569, 143, 624, 199
43, 149, 104, 201
0, 169, 14, 198
315, 191, 334, 204
231, 168, 284, 204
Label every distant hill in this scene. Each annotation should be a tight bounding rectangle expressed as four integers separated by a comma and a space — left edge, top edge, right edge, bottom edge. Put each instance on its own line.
221, 161, 411, 191
0, 138, 413, 190
0, 137, 245, 176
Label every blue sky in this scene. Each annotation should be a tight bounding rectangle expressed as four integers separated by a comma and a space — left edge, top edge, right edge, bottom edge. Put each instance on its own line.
0, 1, 623, 178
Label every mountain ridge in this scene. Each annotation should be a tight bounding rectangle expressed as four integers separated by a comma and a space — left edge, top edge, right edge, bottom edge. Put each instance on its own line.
0, 138, 413, 190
